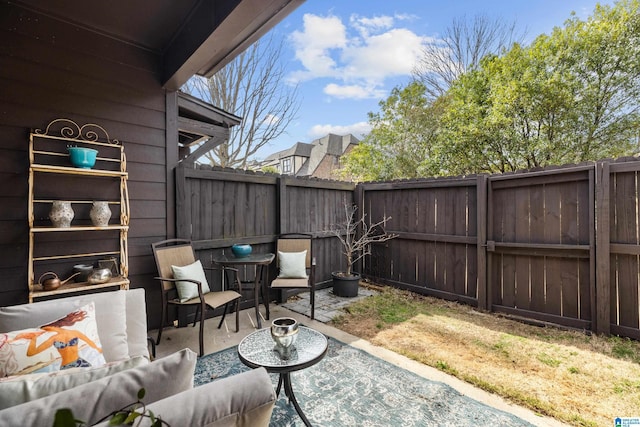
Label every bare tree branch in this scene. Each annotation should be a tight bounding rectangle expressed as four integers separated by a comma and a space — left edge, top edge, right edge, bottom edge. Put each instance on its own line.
182, 34, 300, 169
329, 204, 397, 276
414, 14, 525, 99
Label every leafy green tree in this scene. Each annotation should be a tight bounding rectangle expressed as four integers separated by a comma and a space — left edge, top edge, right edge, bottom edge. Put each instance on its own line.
340, 81, 444, 181
338, 142, 391, 182
260, 165, 279, 174
440, 44, 577, 173
347, 0, 640, 180
440, 0, 640, 174
551, 0, 640, 161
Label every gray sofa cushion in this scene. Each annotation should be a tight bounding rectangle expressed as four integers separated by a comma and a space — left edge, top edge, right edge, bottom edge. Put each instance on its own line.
124, 288, 150, 358
0, 348, 196, 426
93, 367, 276, 427
0, 355, 149, 410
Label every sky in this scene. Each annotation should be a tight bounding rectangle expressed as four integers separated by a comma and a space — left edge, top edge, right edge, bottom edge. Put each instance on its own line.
252, 0, 614, 161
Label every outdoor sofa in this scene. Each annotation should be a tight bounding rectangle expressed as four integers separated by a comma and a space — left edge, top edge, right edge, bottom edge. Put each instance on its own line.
0, 289, 276, 426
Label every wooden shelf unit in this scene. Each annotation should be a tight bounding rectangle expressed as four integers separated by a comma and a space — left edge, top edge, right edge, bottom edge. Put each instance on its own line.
30, 276, 131, 299
27, 119, 130, 303
30, 164, 127, 177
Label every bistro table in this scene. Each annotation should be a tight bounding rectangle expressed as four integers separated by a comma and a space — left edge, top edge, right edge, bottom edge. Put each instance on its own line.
212, 252, 275, 328
237, 326, 328, 427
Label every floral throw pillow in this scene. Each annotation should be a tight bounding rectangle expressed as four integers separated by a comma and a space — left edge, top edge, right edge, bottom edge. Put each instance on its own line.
0, 302, 106, 377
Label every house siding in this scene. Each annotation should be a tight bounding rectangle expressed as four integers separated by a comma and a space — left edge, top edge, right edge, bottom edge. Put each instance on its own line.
312, 155, 341, 180
0, 4, 170, 325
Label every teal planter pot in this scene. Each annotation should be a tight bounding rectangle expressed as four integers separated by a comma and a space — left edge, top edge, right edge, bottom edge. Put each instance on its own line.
231, 244, 252, 258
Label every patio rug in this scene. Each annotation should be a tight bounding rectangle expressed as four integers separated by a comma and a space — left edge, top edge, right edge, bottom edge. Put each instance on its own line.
195, 337, 535, 427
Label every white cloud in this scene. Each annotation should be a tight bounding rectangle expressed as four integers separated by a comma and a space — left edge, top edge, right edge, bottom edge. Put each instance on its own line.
262, 114, 280, 126
341, 28, 428, 81
323, 83, 386, 100
289, 14, 347, 81
309, 121, 371, 139
350, 14, 394, 37
288, 12, 430, 95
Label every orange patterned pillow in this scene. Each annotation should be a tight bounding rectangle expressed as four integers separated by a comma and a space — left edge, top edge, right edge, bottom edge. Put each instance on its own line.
0, 302, 106, 377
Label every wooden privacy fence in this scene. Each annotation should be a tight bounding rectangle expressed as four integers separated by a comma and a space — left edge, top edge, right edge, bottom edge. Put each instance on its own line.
175, 164, 355, 303
175, 159, 640, 340
361, 159, 640, 340
359, 177, 481, 307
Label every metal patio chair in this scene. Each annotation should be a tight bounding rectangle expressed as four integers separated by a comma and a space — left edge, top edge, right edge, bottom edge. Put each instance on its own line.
270, 233, 316, 320
152, 239, 241, 356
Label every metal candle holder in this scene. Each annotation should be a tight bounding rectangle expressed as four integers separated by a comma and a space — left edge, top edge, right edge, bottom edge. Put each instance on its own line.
270, 317, 299, 359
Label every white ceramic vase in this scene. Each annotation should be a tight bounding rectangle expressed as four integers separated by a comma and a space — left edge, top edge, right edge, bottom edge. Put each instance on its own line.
90, 201, 111, 227
49, 201, 74, 228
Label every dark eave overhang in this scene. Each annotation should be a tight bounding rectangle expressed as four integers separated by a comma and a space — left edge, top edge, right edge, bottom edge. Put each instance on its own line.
6, 0, 305, 93
162, 0, 304, 90
177, 92, 242, 127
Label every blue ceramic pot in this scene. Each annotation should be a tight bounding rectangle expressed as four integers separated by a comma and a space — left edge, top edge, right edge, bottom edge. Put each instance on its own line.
68, 146, 98, 169
231, 244, 252, 258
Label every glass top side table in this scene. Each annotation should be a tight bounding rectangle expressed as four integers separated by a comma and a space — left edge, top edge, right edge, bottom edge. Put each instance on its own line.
237, 326, 328, 426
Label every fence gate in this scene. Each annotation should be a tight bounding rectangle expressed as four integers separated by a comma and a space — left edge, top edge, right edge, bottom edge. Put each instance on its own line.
600, 160, 640, 339
360, 178, 480, 306
486, 166, 595, 330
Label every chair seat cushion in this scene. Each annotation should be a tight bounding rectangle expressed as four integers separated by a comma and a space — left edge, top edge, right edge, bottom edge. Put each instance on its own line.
271, 277, 310, 288
93, 367, 276, 427
0, 348, 197, 427
203, 290, 241, 308
0, 355, 149, 410
174, 290, 240, 309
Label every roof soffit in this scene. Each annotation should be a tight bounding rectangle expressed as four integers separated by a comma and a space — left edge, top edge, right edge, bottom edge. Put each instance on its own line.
162, 0, 304, 90
9, 0, 304, 91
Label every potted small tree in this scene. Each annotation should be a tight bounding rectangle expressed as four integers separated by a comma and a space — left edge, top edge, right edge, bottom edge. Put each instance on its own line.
329, 203, 396, 297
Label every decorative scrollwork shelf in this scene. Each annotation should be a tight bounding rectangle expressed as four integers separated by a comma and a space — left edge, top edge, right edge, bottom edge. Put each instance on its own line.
27, 118, 130, 302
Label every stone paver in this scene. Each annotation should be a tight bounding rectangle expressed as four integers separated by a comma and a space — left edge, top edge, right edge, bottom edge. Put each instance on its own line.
280, 286, 377, 322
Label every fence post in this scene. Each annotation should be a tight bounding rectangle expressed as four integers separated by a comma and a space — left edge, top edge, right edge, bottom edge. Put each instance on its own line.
476, 174, 488, 310
595, 160, 610, 335
277, 176, 288, 234
175, 164, 190, 239
354, 184, 365, 276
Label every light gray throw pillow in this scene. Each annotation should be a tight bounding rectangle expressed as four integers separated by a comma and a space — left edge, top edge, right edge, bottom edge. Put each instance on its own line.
172, 260, 211, 302
277, 250, 307, 278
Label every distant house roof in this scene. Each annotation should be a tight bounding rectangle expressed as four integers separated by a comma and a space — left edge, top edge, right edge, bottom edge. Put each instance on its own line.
300, 134, 359, 177
264, 142, 314, 161
262, 133, 359, 178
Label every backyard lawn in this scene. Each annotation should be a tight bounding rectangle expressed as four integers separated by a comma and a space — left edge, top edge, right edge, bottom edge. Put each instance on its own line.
331, 284, 640, 427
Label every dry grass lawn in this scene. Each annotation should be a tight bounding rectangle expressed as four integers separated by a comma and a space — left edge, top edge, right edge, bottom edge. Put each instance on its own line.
331, 284, 640, 427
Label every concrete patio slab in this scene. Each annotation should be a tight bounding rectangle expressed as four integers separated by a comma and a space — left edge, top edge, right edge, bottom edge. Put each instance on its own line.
150, 291, 567, 427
